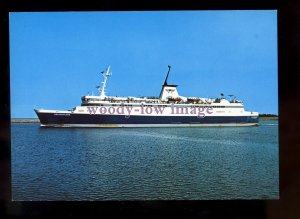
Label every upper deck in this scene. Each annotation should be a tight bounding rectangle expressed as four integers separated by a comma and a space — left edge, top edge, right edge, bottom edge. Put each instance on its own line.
80, 95, 244, 108
80, 65, 244, 109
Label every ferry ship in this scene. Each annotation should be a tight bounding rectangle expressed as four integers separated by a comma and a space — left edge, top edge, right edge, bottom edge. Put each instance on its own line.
34, 65, 259, 127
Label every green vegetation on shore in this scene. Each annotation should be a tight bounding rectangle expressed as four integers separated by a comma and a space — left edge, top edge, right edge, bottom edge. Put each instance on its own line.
259, 114, 278, 120
259, 116, 278, 120
259, 117, 278, 120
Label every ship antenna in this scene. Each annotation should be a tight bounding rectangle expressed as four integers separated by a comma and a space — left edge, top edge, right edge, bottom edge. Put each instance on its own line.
98, 65, 112, 99
163, 65, 171, 86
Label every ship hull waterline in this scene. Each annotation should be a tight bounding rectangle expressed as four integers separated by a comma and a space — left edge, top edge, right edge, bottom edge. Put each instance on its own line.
35, 111, 259, 128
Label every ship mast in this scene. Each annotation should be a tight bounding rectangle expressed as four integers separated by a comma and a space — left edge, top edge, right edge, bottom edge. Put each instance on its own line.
98, 66, 112, 99
163, 65, 171, 86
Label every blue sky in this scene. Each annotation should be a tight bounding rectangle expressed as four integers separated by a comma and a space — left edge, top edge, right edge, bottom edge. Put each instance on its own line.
10, 11, 277, 118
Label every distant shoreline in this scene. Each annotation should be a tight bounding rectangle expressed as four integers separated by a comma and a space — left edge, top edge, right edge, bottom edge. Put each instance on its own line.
11, 119, 40, 123
259, 116, 278, 121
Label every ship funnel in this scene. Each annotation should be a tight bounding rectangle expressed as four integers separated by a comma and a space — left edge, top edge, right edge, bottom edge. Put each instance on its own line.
159, 65, 179, 101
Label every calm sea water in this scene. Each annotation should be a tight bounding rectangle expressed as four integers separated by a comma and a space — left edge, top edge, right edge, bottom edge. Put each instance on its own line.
11, 121, 279, 200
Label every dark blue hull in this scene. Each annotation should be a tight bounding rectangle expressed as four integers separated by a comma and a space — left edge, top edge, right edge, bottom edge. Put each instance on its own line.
35, 111, 259, 127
